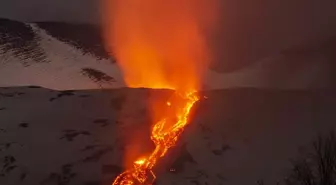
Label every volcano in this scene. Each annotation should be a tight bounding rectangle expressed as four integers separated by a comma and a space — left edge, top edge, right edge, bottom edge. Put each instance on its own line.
1, 17, 336, 185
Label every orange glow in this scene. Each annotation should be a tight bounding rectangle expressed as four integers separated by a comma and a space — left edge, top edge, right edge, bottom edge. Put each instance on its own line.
102, 0, 218, 92
112, 92, 200, 184
101, 0, 217, 184
134, 159, 146, 165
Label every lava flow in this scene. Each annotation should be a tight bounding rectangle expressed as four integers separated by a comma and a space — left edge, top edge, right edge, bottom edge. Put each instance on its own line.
112, 92, 199, 185
102, 0, 218, 184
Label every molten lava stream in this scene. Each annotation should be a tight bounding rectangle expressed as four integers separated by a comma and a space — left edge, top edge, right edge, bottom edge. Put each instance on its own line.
112, 92, 199, 185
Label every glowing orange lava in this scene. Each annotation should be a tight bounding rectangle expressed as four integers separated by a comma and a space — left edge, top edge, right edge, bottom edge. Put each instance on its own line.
113, 92, 199, 185
101, 0, 218, 184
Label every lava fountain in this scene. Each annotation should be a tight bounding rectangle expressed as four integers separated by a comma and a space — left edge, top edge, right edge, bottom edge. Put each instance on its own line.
102, 0, 218, 184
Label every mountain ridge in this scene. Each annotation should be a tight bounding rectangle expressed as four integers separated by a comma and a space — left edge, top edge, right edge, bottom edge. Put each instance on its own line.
0, 18, 335, 90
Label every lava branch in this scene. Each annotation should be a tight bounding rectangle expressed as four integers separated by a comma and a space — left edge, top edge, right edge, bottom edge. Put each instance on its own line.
112, 91, 200, 185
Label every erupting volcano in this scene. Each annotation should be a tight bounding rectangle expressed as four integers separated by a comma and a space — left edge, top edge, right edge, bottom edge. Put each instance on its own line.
102, 0, 218, 184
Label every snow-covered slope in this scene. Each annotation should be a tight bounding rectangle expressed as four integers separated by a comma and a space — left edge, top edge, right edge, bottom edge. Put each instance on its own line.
0, 18, 335, 90
206, 39, 336, 89
0, 18, 124, 90
0, 86, 335, 185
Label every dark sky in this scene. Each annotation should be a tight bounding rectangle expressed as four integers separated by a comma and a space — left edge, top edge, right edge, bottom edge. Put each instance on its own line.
209, 0, 336, 71
0, 0, 99, 23
1, 0, 336, 71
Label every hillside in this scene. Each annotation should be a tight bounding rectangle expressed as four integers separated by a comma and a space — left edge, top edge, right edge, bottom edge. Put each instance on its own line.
0, 86, 335, 185
1, 18, 336, 90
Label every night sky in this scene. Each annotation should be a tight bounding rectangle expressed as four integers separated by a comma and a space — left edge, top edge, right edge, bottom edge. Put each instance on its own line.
0, 0, 99, 24
1, 0, 336, 72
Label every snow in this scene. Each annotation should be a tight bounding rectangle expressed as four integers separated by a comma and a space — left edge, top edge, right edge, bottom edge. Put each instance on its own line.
1, 19, 336, 185
0, 21, 335, 90
0, 23, 125, 90
0, 87, 335, 185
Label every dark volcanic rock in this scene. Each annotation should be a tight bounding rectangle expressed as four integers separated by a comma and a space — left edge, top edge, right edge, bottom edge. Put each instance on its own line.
81, 68, 116, 85
18, 123, 29, 128
0, 18, 47, 65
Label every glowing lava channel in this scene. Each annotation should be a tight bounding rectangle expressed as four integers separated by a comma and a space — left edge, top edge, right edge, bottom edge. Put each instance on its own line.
112, 92, 199, 185
102, 0, 218, 184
